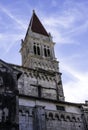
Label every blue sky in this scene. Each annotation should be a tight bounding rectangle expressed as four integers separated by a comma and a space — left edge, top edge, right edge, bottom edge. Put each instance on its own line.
0, 0, 88, 103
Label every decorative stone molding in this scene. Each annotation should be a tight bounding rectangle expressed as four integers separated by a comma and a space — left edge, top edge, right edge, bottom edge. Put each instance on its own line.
45, 110, 82, 122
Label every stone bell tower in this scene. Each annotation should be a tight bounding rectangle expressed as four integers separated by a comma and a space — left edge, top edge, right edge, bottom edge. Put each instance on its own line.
20, 10, 58, 72
20, 10, 65, 101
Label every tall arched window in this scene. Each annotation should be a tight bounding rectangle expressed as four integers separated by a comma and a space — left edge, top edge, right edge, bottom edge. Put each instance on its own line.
33, 43, 37, 54
44, 45, 50, 57
37, 46, 40, 55
47, 48, 50, 56
44, 47, 47, 57
33, 43, 41, 56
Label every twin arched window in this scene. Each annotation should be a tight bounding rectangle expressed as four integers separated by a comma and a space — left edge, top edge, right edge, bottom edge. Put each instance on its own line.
33, 43, 40, 55
44, 45, 50, 57
33, 43, 51, 57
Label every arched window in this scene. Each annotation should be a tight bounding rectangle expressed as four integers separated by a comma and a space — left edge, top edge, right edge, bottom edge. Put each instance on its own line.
33, 43, 41, 56
72, 116, 76, 122
61, 114, 65, 121
66, 116, 71, 121
33, 43, 37, 54
37, 46, 40, 55
44, 45, 50, 57
55, 113, 59, 120
44, 48, 47, 57
47, 48, 50, 56
49, 113, 53, 120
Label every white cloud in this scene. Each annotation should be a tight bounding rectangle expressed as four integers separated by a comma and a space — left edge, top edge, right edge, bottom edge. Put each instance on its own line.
0, 4, 27, 30
43, 14, 75, 29
64, 20, 88, 37
42, 0, 88, 46
0, 4, 26, 56
0, 33, 23, 53
43, 16, 77, 44
51, 29, 77, 44
61, 63, 88, 103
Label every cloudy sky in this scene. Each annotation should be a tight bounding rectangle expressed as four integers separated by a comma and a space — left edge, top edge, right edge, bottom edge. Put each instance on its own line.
0, 0, 88, 103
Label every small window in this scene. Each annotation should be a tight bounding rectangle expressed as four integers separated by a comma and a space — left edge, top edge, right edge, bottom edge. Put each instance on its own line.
44, 45, 50, 57
47, 48, 50, 56
44, 48, 47, 57
33, 44, 36, 54
56, 105, 65, 111
33, 43, 41, 56
37, 46, 40, 55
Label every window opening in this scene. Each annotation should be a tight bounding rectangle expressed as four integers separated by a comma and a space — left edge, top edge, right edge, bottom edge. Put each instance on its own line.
56, 105, 65, 111
37, 46, 40, 55
33, 43, 40, 56
47, 48, 50, 56
33, 44, 37, 54
44, 45, 50, 57
44, 48, 47, 57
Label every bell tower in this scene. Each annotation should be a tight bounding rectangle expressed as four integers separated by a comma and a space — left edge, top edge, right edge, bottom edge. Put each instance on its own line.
20, 10, 65, 101
20, 10, 59, 72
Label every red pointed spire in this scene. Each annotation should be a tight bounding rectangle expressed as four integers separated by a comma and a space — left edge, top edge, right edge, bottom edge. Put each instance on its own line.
29, 10, 49, 36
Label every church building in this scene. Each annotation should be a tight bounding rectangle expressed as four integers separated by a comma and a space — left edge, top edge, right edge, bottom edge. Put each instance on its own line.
0, 10, 88, 130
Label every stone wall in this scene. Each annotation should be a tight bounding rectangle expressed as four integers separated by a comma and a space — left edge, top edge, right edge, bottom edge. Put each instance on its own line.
18, 69, 57, 100
26, 57, 59, 72
0, 60, 20, 130
19, 105, 85, 130
16, 65, 65, 101
46, 109, 85, 130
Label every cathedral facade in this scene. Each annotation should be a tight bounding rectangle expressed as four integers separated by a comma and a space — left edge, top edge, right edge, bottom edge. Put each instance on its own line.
0, 11, 88, 130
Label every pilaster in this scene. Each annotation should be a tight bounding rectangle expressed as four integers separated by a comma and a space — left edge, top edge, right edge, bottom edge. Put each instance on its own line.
33, 105, 46, 130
